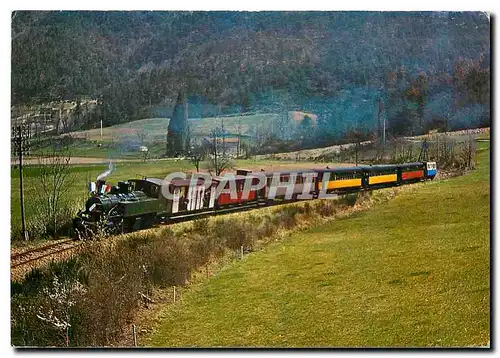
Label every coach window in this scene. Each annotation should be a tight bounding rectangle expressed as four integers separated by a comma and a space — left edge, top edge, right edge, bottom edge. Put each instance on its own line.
178, 187, 186, 203
237, 180, 244, 192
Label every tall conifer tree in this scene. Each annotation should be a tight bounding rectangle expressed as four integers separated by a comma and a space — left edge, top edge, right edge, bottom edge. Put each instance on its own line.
166, 90, 188, 156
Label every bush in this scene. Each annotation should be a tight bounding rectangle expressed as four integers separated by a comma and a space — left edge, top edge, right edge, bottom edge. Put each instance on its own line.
273, 210, 296, 230
316, 200, 337, 217
11, 259, 87, 347
215, 219, 254, 250
344, 193, 359, 206
254, 215, 276, 239
145, 237, 192, 287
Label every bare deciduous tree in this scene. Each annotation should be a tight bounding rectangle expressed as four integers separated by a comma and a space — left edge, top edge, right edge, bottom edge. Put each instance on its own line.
205, 127, 233, 176
458, 134, 476, 170
29, 142, 75, 237
188, 143, 207, 172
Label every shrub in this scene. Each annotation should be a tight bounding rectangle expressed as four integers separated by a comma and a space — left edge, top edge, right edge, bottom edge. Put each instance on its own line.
221, 220, 254, 250
316, 200, 337, 217
273, 210, 296, 230
254, 215, 276, 239
11, 259, 87, 347
78, 244, 145, 345
143, 236, 192, 288
344, 193, 359, 206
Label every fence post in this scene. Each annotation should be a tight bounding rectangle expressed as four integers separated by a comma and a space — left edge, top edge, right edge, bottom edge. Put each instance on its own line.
132, 324, 137, 347
240, 245, 244, 260
173, 286, 176, 303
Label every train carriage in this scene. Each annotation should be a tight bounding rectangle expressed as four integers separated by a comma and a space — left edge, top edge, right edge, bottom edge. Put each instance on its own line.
398, 163, 426, 182
261, 170, 317, 200
315, 167, 364, 194
163, 177, 211, 214
212, 174, 260, 207
364, 164, 399, 187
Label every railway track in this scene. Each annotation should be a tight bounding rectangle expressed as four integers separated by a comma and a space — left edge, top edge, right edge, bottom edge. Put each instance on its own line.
11, 239, 82, 269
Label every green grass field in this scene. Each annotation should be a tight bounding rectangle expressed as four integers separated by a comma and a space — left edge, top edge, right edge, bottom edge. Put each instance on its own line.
145, 143, 490, 347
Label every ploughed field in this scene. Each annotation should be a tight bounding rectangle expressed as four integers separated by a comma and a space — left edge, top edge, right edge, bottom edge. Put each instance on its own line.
145, 142, 490, 347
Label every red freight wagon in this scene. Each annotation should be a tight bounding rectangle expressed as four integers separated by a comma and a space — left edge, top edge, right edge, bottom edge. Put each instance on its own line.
401, 170, 424, 180
399, 163, 426, 182
212, 175, 260, 206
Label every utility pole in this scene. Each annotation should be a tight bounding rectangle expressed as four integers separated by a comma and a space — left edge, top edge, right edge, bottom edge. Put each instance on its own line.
13, 124, 29, 240
418, 138, 429, 162
237, 116, 241, 158
383, 116, 386, 144
221, 115, 226, 158
378, 98, 386, 144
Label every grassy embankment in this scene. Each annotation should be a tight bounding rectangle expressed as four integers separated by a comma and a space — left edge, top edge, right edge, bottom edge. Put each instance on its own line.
145, 141, 490, 347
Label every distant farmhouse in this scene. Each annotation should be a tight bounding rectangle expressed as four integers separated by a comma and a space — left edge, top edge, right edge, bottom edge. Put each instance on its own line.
202, 135, 241, 156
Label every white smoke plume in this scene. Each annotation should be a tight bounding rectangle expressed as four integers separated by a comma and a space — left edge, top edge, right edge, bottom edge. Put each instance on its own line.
96, 162, 114, 181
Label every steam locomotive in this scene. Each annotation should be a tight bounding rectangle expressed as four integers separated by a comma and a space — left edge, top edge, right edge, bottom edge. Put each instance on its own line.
73, 161, 437, 238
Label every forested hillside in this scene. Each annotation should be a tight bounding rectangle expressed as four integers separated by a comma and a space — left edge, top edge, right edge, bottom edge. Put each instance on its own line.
11, 11, 490, 142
